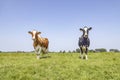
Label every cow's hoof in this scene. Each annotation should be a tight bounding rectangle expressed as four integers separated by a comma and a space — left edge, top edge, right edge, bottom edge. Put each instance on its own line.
37, 56, 40, 59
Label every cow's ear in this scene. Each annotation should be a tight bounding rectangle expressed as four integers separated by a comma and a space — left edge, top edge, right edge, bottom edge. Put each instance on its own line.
28, 31, 32, 34
37, 32, 41, 34
80, 28, 83, 31
88, 27, 92, 30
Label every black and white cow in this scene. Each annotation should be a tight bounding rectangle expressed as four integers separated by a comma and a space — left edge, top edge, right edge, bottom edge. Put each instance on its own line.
78, 26, 92, 60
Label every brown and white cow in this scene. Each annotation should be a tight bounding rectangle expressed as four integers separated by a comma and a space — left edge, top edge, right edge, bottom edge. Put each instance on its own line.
28, 30, 49, 59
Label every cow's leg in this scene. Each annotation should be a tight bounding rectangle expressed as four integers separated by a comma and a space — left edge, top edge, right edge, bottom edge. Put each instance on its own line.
41, 47, 47, 57
85, 47, 88, 60
36, 53, 40, 59
35, 50, 40, 59
44, 48, 48, 57
80, 47, 83, 59
38, 47, 42, 59
35, 47, 41, 59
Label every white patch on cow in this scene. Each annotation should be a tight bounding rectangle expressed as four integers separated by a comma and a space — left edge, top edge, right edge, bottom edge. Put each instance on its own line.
82, 46, 86, 52
84, 27, 87, 31
32, 30, 37, 40
37, 35, 41, 38
84, 27, 88, 36
42, 47, 47, 53
35, 45, 41, 52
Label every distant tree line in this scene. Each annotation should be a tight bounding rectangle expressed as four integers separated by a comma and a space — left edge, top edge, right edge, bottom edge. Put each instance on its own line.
58, 48, 120, 53
79, 48, 119, 53
95, 48, 107, 52
109, 49, 119, 52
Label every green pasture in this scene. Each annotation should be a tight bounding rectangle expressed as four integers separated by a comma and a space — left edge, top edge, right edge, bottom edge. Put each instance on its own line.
0, 52, 120, 80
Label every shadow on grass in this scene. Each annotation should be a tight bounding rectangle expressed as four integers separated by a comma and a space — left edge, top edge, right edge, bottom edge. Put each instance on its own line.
79, 56, 87, 60
40, 56, 51, 59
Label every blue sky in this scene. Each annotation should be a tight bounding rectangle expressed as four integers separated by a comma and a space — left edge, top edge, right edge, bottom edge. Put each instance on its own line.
0, 0, 120, 52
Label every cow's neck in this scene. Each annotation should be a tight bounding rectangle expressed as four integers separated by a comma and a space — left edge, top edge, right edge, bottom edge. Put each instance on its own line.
82, 35, 88, 40
83, 37, 88, 40
36, 35, 39, 40
34, 35, 42, 45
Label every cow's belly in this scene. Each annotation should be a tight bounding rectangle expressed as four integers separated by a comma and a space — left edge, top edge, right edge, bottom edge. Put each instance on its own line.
81, 46, 86, 52
35, 45, 41, 51
41, 47, 47, 52
35, 45, 47, 53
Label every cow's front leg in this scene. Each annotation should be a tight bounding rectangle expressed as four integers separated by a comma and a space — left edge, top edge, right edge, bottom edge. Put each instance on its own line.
36, 53, 40, 59
80, 47, 83, 59
35, 50, 40, 59
35, 47, 41, 59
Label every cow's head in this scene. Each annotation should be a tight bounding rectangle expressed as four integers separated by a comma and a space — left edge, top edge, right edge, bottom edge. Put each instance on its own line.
80, 26, 92, 38
28, 30, 41, 41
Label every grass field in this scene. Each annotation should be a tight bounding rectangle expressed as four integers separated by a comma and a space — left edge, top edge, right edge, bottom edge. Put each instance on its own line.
0, 52, 120, 80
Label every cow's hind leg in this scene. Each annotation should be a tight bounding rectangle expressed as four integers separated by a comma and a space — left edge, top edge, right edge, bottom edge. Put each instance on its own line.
41, 48, 48, 58
85, 47, 88, 60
